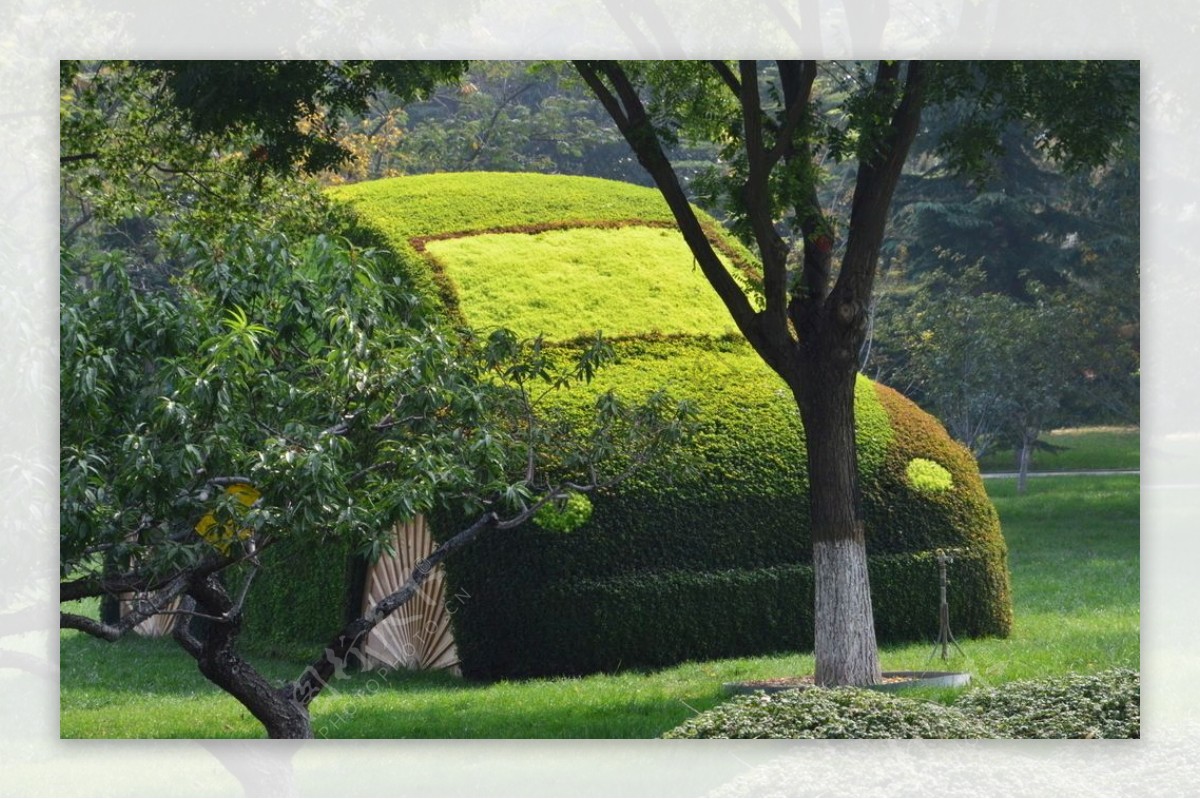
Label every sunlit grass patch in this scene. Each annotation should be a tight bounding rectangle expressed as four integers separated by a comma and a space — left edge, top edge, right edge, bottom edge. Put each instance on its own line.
978, 426, 1139, 472
329, 172, 682, 240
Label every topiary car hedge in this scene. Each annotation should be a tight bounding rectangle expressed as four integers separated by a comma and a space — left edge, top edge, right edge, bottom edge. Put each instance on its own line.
240, 172, 1012, 677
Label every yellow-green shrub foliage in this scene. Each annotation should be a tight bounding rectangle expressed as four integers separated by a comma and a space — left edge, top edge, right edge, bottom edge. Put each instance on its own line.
245, 173, 1011, 677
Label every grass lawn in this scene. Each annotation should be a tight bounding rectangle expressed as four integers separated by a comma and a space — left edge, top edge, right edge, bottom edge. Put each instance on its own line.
977, 425, 1139, 473
60, 473, 1138, 738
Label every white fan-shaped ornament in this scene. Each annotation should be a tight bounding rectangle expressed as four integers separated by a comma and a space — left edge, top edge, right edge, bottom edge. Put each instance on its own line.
360, 515, 461, 673
120, 592, 181, 637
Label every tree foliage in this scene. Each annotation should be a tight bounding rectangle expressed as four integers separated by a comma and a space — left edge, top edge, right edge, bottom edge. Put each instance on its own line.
873, 266, 1085, 465
64, 229, 482, 583
313, 61, 721, 193
865, 93, 1140, 452
58, 59, 695, 738
59, 59, 466, 258
64, 60, 465, 175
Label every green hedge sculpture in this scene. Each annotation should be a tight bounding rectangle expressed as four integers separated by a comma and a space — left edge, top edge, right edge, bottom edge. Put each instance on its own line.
240, 172, 1012, 676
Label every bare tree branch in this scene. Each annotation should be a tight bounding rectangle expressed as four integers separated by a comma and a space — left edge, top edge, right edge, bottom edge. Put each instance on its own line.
289, 510, 500, 705
60, 572, 191, 642
571, 61, 778, 374
737, 60, 790, 346
768, 60, 818, 167
708, 60, 741, 97
60, 152, 101, 164
60, 544, 252, 603
832, 61, 927, 309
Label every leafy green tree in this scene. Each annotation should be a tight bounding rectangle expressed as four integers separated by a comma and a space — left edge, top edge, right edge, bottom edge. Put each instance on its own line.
398, 61, 632, 177
879, 267, 1087, 491
573, 59, 1137, 686
999, 296, 1084, 493
1049, 135, 1140, 425
59, 61, 694, 738
61, 227, 691, 738
885, 103, 1086, 292
867, 104, 1139, 443
60, 59, 465, 251
881, 267, 1019, 458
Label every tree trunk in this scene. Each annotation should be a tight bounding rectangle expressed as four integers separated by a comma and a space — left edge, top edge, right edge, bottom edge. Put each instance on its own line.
794, 350, 883, 687
194, 637, 314, 739
166, 514, 500, 739
573, 59, 926, 690
1017, 433, 1034, 495
174, 579, 315, 739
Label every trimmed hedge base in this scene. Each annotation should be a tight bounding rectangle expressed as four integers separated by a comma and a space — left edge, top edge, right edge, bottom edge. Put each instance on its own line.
446, 550, 1008, 680
436, 338, 1011, 681
664, 669, 1140, 739
237, 531, 363, 661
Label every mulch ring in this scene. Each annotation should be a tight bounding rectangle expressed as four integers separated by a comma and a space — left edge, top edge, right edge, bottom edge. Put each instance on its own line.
724, 672, 969, 695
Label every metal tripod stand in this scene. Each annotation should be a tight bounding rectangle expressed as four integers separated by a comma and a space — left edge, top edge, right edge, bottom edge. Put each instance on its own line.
930, 549, 965, 662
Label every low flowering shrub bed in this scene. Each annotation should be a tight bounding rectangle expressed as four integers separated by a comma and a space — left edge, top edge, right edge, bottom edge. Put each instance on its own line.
954, 668, 1140, 739
662, 686, 995, 739
664, 669, 1140, 739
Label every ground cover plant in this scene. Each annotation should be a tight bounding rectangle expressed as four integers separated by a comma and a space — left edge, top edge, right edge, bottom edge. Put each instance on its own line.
422, 226, 745, 340
663, 686, 997, 739
60, 470, 1137, 738
954, 668, 1139, 739
663, 668, 1138, 739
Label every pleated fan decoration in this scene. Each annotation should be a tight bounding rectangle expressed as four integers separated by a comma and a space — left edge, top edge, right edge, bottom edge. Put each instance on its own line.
359, 515, 461, 673
121, 592, 181, 637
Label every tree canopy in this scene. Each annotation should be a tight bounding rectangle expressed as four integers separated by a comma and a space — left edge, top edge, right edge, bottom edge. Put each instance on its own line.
59, 59, 694, 738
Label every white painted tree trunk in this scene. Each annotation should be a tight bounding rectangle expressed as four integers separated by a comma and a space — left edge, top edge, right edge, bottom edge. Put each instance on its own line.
813, 537, 883, 686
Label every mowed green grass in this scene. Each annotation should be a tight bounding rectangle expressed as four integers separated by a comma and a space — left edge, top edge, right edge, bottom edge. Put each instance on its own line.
977, 426, 1140, 473
425, 226, 743, 340
60, 472, 1138, 738
881, 474, 1138, 699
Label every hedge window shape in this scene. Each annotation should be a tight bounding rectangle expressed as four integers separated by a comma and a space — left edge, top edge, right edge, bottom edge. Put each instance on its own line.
906, 458, 955, 493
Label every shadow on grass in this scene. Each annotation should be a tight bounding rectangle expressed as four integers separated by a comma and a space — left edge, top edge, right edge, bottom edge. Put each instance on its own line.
59, 631, 492, 698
